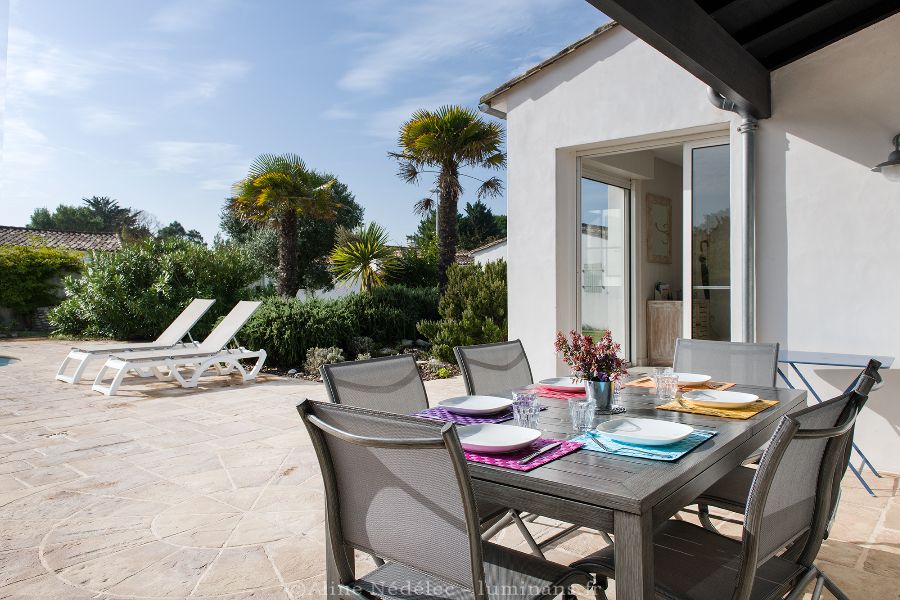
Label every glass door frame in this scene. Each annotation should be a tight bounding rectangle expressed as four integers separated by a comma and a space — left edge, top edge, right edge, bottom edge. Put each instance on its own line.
682, 136, 739, 341
575, 158, 633, 361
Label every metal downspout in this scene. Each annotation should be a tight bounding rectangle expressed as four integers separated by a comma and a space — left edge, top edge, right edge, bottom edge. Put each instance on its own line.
707, 88, 758, 342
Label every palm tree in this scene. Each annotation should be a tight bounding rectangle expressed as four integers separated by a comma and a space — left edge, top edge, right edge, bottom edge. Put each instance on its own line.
232, 154, 337, 296
329, 222, 397, 292
390, 105, 505, 288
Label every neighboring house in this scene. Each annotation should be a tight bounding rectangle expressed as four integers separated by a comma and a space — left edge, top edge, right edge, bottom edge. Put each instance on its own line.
470, 237, 507, 265
479, 11, 900, 471
0, 226, 123, 330
0, 225, 123, 252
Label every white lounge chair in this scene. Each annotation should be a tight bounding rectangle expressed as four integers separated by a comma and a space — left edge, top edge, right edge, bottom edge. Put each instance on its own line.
56, 298, 216, 384
92, 300, 266, 396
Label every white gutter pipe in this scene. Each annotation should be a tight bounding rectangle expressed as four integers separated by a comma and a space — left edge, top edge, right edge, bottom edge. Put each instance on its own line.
707, 87, 758, 343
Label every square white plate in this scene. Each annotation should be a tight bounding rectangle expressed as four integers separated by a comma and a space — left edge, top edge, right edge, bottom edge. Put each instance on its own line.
595, 418, 694, 446
682, 389, 759, 408
439, 395, 513, 415
538, 377, 583, 392
457, 424, 541, 453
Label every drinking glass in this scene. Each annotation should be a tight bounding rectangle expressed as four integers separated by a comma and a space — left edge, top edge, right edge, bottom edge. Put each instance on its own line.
512, 389, 540, 429
652, 367, 674, 398
657, 373, 679, 403
568, 398, 596, 432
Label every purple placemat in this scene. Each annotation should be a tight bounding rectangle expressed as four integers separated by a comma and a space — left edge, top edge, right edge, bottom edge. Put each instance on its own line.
465, 438, 583, 472
413, 404, 546, 425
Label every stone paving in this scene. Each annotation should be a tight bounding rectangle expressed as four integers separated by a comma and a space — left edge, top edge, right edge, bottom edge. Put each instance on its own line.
0, 338, 897, 599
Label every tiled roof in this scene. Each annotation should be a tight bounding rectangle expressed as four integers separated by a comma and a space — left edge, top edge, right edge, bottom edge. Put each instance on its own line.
0, 225, 123, 251
480, 21, 619, 108
470, 237, 507, 254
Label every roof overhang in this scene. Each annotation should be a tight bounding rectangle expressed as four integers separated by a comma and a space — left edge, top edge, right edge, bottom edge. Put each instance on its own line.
585, 0, 900, 119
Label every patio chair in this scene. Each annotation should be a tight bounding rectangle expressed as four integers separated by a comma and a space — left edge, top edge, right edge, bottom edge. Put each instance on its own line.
687, 360, 882, 599
55, 298, 215, 384
320, 354, 542, 556
455, 339, 534, 396
91, 300, 266, 396
296, 399, 592, 600
454, 340, 613, 551
573, 376, 874, 600
673, 338, 780, 387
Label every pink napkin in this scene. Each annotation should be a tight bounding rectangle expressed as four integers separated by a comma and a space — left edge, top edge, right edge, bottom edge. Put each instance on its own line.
534, 385, 586, 400
464, 438, 583, 472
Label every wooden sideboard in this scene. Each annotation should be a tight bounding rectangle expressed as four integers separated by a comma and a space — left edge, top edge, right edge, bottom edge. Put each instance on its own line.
647, 300, 682, 366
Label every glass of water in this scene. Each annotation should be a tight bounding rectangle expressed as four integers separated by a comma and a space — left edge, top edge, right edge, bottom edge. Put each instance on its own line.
652, 367, 674, 398
657, 373, 679, 403
568, 398, 596, 432
512, 389, 540, 429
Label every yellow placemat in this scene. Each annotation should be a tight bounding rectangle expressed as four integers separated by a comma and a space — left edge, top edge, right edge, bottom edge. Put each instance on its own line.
656, 398, 778, 419
624, 377, 736, 392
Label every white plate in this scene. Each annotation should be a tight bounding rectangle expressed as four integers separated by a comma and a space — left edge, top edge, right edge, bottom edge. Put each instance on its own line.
682, 389, 759, 408
439, 395, 513, 416
538, 377, 583, 392
674, 372, 712, 385
595, 418, 694, 446
457, 424, 541, 453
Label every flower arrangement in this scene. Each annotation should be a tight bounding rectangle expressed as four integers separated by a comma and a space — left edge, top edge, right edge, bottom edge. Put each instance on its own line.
554, 329, 627, 382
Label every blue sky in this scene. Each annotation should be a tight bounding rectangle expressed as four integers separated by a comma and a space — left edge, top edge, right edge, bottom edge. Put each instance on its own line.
0, 0, 608, 244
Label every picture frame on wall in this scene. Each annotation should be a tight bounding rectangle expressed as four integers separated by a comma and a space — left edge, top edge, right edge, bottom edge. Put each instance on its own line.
646, 193, 672, 264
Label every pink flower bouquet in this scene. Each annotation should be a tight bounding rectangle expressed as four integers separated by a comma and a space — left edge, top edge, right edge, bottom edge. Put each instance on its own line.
554, 329, 627, 383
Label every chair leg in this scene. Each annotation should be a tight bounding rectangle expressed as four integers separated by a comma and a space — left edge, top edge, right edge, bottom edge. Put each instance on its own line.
811, 572, 825, 600
821, 572, 851, 600
697, 503, 719, 532
510, 510, 545, 558
591, 576, 609, 600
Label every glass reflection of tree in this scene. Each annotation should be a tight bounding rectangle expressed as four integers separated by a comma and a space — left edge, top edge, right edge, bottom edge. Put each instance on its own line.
699, 240, 710, 299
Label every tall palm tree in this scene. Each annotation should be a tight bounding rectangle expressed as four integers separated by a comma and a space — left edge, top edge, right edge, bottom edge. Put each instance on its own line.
390, 105, 505, 288
329, 222, 396, 292
232, 154, 337, 296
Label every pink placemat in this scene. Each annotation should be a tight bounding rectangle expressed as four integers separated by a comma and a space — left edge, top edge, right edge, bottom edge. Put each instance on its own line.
534, 385, 586, 400
413, 404, 547, 425
464, 438, 583, 472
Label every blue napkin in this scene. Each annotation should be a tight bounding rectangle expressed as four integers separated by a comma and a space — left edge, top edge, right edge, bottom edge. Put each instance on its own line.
572, 429, 717, 461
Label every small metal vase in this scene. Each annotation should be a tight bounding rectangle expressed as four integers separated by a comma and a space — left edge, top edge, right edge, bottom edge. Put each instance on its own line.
584, 380, 625, 415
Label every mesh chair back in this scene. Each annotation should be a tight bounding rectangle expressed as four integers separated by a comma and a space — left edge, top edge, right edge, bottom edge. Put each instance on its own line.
736, 382, 870, 598
197, 300, 262, 352
155, 298, 215, 345
320, 355, 428, 414
297, 400, 483, 592
455, 340, 533, 395
673, 339, 779, 387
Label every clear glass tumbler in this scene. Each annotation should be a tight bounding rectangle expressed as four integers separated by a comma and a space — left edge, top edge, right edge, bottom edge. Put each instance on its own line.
568, 398, 596, 432
657, 373, 679, 403
652, 367, 674, 398
512, 389, 540, 429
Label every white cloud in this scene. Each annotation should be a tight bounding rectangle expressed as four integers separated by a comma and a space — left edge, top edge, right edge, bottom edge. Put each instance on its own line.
164, 60, 250, 106
323, 105, 356, 120
337, 0, 567, 93
1, 117, 53, 171
150, 0, 232, 33
79, 108, 136, 135
367, 75, 491, 142
148, 141, 249, 191
507, 46, 559, 77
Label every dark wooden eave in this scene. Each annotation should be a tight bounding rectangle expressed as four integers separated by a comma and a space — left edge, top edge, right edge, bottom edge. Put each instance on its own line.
585, 0, 900, 120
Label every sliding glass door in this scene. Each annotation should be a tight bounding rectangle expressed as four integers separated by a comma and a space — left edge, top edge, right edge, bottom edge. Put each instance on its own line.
578, 172, 630, 355
687, 143, 731, 341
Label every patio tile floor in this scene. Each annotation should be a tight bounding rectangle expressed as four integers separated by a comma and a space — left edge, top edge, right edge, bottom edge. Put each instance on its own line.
0, 338, 897, 599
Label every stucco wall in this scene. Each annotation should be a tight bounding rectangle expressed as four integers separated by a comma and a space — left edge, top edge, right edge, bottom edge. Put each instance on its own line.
497, 16, 900, 471
472, 241, 507, 265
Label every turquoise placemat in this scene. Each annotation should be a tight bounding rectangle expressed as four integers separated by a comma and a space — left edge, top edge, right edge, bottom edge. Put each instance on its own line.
572, 429, 717, 461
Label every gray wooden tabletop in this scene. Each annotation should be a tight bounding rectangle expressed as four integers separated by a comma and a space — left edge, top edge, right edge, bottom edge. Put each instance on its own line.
469, 383, 807, 600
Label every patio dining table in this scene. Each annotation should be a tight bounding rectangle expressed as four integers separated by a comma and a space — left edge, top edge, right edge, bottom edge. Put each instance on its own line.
320, 381, 806, 600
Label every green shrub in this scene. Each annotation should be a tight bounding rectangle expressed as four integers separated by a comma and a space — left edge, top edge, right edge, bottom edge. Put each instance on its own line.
49, 238, 262, 340
240, 285, 439, 368
0, 245, 83, 327
418, 260, 507, 363
305, 346, 345, 375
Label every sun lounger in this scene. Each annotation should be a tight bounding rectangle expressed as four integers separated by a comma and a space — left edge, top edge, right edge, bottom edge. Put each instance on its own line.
55, 298, 215, 384
91, 300, 266, 396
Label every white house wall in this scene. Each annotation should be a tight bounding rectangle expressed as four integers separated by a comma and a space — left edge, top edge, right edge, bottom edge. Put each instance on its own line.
500, 25, 734, 379
498, 16, 900, 471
